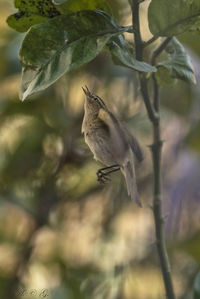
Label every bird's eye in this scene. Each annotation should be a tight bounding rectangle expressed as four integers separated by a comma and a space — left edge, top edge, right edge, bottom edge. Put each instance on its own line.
93, 97, 99, 102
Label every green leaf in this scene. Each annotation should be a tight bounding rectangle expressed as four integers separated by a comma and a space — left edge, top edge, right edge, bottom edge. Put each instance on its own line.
107, 35, 157, 73
7, 12, 49, 33
194, 272, 200, 299
7, 0, 60, 32
155, 38, 196, 86
53, 0, 112, 16
148, 0, 200, 37
14, 0, 59, 16
155, 67, 177, 86
19, 10, 127, 101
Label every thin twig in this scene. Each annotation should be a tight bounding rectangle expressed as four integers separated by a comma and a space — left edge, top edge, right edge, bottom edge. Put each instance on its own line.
130, 1, 176, 298
151, 37, 172, 66
144, 35, 159, 47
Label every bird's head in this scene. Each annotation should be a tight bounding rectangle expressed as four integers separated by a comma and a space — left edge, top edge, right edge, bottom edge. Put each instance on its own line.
82, 86, 107, 116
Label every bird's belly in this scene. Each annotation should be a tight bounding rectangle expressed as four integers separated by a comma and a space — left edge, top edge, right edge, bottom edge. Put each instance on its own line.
85, 130, 117, 166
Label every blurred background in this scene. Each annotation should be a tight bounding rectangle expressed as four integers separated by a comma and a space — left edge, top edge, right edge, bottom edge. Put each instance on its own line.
0, 1, 200, 298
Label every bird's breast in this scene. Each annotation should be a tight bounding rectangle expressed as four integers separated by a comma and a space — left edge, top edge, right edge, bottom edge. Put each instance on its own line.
84, 127, 118, 166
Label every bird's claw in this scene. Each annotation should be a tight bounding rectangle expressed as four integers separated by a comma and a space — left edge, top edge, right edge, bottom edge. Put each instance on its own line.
97, 169, 111, 184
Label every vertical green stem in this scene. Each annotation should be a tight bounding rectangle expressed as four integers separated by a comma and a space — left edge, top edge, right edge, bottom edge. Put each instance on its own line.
152, 121, 176, 299
131, 1, 176, 298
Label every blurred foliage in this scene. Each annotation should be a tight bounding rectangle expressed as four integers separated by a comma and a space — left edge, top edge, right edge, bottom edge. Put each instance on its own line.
194, 272, 200, 299
156, 37, 196, 86
0, 1, 200, 299
148, 0, 200, 37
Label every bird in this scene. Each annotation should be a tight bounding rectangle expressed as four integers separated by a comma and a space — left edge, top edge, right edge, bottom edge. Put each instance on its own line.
82, 86, 143, 207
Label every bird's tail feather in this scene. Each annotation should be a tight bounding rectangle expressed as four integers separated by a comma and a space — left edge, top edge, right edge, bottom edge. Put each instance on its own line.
122, 157, 142, 207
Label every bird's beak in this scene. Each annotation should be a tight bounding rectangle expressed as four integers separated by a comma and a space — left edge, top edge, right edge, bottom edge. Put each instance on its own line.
82, 85, 92, 97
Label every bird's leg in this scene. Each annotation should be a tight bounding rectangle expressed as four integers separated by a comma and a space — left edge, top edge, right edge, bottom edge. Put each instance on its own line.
97, 165, 120, 184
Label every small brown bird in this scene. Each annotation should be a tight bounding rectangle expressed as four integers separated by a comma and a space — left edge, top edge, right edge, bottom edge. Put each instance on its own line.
82, 86, 143, 207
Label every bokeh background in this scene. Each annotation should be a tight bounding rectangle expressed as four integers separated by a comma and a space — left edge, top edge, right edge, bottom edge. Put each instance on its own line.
0, 1, 200, 298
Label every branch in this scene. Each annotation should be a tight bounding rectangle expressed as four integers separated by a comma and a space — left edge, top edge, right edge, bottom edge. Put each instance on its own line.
131, 0, 157, 123
144, 35, 159, 47
130, 1, 176, 298
131, 0, 143, 61
151, 37, 172, 66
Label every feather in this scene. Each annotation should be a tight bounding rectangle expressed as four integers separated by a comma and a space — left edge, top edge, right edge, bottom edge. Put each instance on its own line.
121, 151, 142, 207
98, 108, 128, 164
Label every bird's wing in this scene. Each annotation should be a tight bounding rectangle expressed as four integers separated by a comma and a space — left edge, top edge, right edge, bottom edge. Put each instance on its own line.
98, 108, 129, 164
121, 152, 142, 207
121, 124, 143, 163
98, 109, 143, 206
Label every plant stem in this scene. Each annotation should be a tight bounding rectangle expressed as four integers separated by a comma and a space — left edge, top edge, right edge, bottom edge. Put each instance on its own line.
131, 1, 176, 298
151, 37, 172, 66
144, 35, 159, 47
131, 0, 157, 123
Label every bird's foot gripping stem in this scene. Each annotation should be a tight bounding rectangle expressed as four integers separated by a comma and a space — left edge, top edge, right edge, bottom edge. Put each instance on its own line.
96, 165, 120, 184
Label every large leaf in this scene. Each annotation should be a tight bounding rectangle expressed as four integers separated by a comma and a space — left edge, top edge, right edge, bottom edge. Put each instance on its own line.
7, 0, 112, 33
7, 12, 49, 33
14, 0, 58, 13
7, 0, 60, 32
19, 10, 129, 101
155, 38, 196, 86
53, 0, 112, 15
107, 35, 157, 73
148, 0, 200, 37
